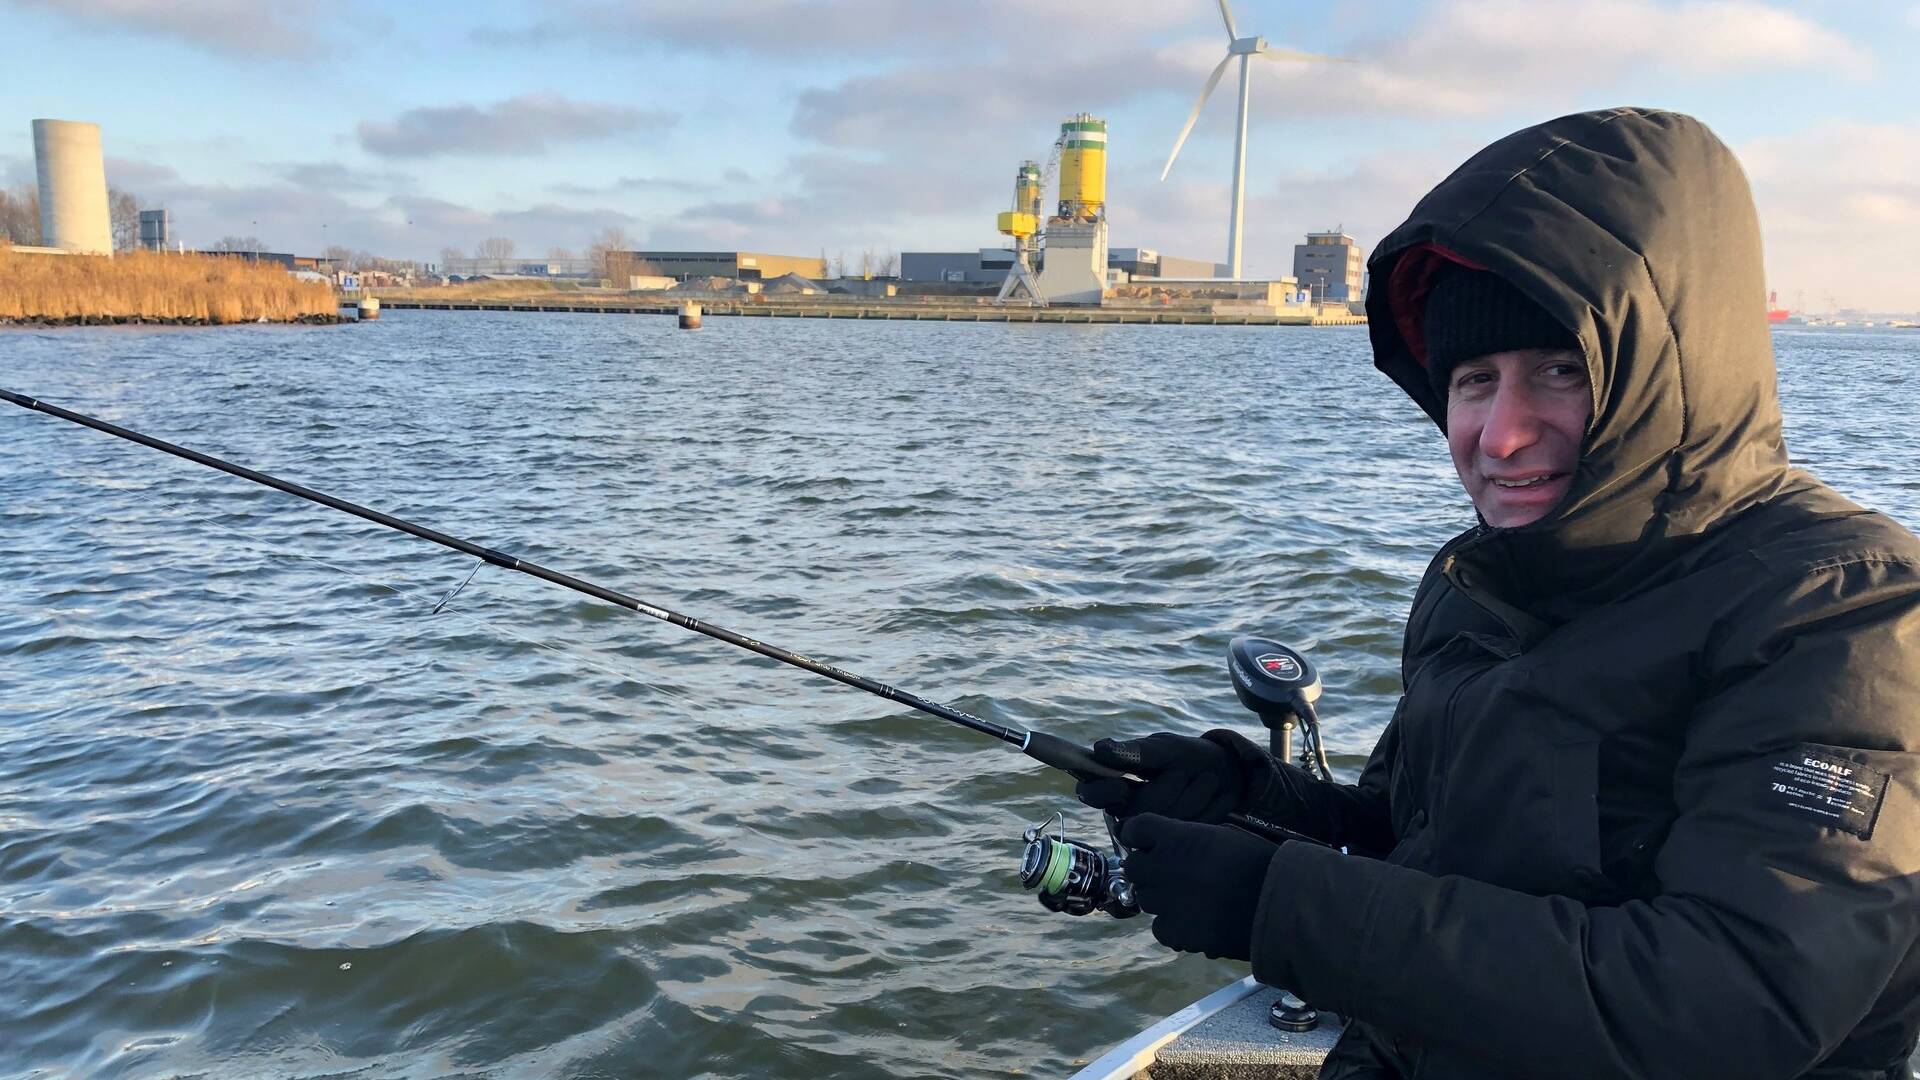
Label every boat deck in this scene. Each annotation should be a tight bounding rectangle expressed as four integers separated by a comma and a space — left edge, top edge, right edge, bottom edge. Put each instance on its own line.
1071, 978, 1343, 1080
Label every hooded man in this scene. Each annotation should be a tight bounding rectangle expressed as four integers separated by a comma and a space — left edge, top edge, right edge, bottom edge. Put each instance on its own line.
1075, 108, 1920, 1079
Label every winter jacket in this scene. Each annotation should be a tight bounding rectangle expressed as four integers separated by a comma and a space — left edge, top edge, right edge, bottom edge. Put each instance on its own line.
1249, 108, 1920, 1079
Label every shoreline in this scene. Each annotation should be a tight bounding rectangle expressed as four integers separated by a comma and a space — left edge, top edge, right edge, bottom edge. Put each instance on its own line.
1, 312, 343, 327
344, 294, 1368, 326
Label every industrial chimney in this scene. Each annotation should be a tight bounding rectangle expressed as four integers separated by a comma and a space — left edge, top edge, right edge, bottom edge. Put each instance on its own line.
33, 119, 113, 256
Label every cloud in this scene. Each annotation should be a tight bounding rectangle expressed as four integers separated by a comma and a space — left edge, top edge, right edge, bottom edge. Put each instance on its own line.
789, 46, 1198, 150
475, 0, 1185, 58
88, 154, 643, 262
273, 161, 414, 193
1238, 0, 1873, 118
546, 175, 712, 198
387, 194, 640, 239
1738, 122, 1920, 312
356, 95, 676, 159
4, 0, 330, 59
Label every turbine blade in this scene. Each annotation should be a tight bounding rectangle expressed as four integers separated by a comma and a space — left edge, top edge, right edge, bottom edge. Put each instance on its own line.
1216, 0, 1239, 40
1162, 52, 1235, 181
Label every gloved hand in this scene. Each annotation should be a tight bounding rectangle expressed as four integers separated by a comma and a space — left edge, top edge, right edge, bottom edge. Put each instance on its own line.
1075, 732, 1247, 822
1118, 813, 1278, 962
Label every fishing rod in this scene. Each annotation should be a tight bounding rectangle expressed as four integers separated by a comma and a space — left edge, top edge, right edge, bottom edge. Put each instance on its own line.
2, 387, 1311, 854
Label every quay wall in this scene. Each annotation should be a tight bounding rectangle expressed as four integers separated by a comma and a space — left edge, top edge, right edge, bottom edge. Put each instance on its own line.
344, 292, 1366, 327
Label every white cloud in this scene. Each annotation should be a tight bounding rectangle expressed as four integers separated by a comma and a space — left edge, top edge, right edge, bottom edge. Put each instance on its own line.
357, 95, 676, 159
272, 161, 414, 193
4, 0, 333, 59
1236, 0, 1872, 118
94, 156, 641, 260
478, 0, 1187, 58
1739, 123, 1920, 312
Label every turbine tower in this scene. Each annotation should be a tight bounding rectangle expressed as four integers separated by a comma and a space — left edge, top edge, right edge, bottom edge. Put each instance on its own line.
1160, 0, 1337, 279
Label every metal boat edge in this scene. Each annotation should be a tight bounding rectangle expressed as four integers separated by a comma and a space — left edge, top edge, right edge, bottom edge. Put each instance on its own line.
1066, 976, 1264, 1080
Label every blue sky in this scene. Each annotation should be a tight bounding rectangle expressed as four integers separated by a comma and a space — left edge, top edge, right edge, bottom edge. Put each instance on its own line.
4, 0, 1917, 309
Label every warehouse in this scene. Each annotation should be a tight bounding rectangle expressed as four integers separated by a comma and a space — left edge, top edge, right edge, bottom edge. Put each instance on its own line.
604, 250, 827, 283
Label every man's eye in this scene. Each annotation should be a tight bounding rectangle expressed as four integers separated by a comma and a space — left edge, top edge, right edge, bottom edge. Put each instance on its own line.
1454, 371, 1493, 388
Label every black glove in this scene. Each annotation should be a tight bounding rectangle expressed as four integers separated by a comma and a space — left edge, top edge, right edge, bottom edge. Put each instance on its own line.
1118, 813, 1277, 962
1075, 731, 1247, 822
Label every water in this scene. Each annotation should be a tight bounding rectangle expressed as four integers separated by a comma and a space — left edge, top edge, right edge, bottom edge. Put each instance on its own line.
2, 316, 1915, 1079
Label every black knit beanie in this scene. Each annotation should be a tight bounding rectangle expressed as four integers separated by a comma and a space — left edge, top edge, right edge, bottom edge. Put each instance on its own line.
1424, 266, 1576, 401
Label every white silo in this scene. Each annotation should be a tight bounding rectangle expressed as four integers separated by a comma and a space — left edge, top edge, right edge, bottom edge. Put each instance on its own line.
33, 119, 113, 256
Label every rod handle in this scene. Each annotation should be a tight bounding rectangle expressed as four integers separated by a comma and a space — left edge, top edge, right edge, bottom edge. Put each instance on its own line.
1022, 731, 1331, 849
1225, 810, 1328, 848
1021, 730, 1129, 780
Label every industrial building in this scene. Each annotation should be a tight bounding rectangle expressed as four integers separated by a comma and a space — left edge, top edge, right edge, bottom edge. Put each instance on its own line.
1032, 114, 1109, 305
900, 247, 1224, 286
901, 250, 1017, 286
195, 250, 338, 273
1109, 248, 1227, 280
32, 118, 112, 256
604, 250, 827, 283
1292, 229, 1365, 301
137, 209, 171, 251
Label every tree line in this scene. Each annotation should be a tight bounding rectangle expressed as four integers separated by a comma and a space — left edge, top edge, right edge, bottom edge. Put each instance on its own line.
0, 185, 144, 251
3, 192, 905, 284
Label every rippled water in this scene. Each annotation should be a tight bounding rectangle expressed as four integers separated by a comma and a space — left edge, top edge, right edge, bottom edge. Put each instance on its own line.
3, 316, 1916, 1079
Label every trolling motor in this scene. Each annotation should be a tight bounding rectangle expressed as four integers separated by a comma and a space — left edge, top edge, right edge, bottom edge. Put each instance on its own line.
1228, 636, 1334, 781
1019, 635, 1335, 917
1226, 636, 1335, 1032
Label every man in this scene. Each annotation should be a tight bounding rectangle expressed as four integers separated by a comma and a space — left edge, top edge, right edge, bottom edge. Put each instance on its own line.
1077, 108, 1920, 1079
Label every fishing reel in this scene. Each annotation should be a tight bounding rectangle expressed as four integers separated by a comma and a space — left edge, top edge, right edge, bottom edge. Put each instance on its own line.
1018, 812, 1138, 918
1019, 634, 1334, 918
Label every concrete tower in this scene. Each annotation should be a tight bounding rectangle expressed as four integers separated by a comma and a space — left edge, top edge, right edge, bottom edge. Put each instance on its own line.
1035, 114, 1109, 306
33, 119, 113, 256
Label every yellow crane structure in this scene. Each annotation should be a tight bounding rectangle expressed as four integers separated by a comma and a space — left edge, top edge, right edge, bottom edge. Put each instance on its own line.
994, 159, 1047, 305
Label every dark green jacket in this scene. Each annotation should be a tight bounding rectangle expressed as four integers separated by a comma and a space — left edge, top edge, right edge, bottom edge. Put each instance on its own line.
1251, 108, 1920, 1079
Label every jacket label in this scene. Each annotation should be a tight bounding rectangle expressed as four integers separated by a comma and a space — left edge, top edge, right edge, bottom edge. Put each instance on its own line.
1765, 749, 1888, 840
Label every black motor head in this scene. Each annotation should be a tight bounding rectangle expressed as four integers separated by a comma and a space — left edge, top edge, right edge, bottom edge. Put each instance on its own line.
1228, 636, 1321, 723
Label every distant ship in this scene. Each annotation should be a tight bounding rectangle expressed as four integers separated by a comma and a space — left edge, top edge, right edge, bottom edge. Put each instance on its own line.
1767, 289, 1791, 324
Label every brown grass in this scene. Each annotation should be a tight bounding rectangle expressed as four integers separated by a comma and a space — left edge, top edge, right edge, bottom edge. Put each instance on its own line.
372, 278, 590, 302
0, 247, 336, 323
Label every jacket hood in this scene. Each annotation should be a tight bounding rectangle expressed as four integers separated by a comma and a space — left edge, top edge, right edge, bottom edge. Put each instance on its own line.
1366, 107, 1791, 625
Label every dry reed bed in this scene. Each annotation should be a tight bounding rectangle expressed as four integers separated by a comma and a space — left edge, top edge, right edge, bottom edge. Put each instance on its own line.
373, 278, 588, 302
0, 248, 337, 323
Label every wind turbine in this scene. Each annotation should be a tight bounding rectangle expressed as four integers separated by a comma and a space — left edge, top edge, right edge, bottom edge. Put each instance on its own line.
1161, 0, 1339, 280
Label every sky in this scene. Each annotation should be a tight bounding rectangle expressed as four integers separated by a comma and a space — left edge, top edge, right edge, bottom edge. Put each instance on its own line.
4, 0, 1917, 311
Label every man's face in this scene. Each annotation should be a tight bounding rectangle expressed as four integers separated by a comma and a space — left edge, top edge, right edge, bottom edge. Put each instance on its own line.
1444, 348, 1592, 528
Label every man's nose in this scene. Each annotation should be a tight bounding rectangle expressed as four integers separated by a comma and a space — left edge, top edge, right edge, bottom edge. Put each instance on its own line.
1479, 383, 1542, 459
